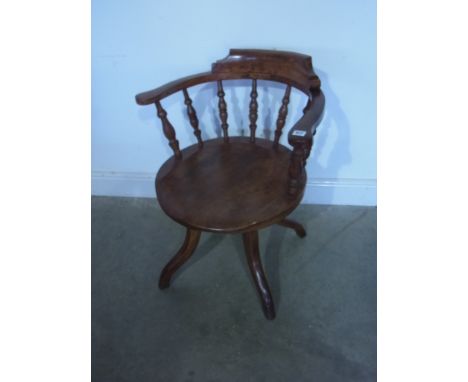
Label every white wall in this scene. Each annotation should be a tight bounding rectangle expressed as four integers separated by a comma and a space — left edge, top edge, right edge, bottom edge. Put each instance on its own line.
92, 0, 376, 205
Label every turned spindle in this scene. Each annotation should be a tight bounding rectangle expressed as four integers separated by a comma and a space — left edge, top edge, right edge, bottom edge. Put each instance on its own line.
273, 85, 291, 147
182, 88, 203, 147
217, 80, 229, 141
249, 79, 258, 142
155, 101, 181, 159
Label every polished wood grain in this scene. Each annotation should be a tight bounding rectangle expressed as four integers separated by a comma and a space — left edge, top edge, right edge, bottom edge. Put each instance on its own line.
288, 143, 307, 196
135, 49, 325, 319
156, 137, 303, 233
287, 89, 325, 144
249, 79, 258, 142
135, 50, 321, 105
273, 84, 291, 147
182, 88, 203, 147
212, 49, 321, 92
217, 80, 229, 141
155, 100, 181, 159
243, 230, 275, 320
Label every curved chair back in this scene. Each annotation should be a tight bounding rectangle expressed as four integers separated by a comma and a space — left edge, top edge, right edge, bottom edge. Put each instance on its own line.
135, 49, 325, 195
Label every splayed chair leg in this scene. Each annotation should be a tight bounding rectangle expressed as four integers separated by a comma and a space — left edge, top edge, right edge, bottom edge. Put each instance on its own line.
242, 230, 276, 320
159, 228, 201, 289
277, 218, 306, 238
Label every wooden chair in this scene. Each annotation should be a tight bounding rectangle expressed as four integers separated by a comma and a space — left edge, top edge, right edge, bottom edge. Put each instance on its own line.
135, 49, 325, 319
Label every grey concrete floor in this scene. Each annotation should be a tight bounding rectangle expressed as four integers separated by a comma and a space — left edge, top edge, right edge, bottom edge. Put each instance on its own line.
92, 196, 376, 382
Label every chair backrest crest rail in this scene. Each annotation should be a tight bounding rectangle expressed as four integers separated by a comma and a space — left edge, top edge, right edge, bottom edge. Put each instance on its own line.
135, 48, 321, 106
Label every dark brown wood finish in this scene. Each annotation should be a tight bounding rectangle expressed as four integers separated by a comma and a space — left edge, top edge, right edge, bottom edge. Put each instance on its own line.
217, 80, 229, 141
159, 228, 201, 289
249, 79, 258, 142
182, 88, 203, 147
156, 137, 303, 233
273, 84, 292, 147
243, 230, 275, 320
155, 100, 181, 159
277, 218, 306, 238
136, 49, 325, 319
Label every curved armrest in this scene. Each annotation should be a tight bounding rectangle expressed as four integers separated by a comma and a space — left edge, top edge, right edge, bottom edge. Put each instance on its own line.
286, 89, 325, 197
287, 89, 325, 147
135, 71, 213, 105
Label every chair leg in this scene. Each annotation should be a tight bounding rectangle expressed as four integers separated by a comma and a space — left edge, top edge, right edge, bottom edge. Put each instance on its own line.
242, 231, 276, 320
159, 228, 201, 289
277, 218, 306, 238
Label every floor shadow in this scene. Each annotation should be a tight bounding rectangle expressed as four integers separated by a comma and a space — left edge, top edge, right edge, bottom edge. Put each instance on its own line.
229, 233, 266, 313
228, 227, 287, 312
169, 233, 225, 284
230, 233, 250, 278
264, 225, 287, 309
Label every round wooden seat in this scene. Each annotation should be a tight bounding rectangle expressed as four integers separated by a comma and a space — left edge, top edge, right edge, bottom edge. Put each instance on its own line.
156, 137, 304, 233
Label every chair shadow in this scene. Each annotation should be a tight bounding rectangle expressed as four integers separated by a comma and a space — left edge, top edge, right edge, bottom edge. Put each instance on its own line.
166, 227, 286, 314
169, 233, 225, 285
230, 234, 257, 301
229, 225, 286, 311
263, 225, 287, 309
226, 79, 248, 136
306, 69, 352, 203
259, 69, 352, 302
262, 86, 273, 140
137, 103, 174, 160
138, 81, 224, 144
190, 82, 223, 139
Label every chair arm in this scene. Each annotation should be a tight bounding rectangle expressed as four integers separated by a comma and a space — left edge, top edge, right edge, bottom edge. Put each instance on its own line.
287, 89, 325, 148
135, 71, 213, 105
286, 89, 325, 196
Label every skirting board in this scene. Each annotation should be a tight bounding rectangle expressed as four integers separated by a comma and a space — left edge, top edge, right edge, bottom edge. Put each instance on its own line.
92, 171, 376, 206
